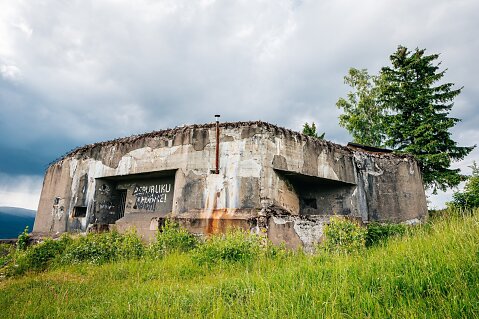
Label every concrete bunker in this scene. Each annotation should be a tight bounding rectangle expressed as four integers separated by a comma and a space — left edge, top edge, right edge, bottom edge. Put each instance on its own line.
33, 121, 428, 250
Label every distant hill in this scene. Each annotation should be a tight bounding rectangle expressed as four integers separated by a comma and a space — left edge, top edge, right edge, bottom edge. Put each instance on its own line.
0, 207, 36, 239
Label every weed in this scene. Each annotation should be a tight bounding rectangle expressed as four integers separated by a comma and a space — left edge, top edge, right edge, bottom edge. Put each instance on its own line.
365, 222, 407, 247
0, 243, 14, 269
148, 220, 198, 258
61, 230, 144, 265
16, 226, 30, 251
322, 217, 366, 253
192, 229, 262, 265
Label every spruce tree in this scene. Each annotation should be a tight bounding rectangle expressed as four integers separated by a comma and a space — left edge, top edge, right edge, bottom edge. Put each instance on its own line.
380, 46, 474, 192
302, 122, 325, 139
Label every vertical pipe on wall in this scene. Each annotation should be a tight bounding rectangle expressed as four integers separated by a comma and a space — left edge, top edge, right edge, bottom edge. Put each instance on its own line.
215, 114, 220, 174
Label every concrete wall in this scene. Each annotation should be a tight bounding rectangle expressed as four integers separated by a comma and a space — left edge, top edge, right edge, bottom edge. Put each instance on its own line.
33, 122, 427, 248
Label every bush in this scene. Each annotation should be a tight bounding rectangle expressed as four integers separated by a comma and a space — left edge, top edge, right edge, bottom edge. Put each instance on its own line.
22, 237, 70, 271
322, 217, 366, 253
117, 230, 145, 260
61, 233, 114, 265
2, 231, 146, 276
62, 230, 144, 265
0, 243, 15, 268
365, 222, 407, 247
148, 220, 198, 258
16, 226, 30, 251
5, 235, 72, 275
448, 161, 479, 210
192, 229, 262, 265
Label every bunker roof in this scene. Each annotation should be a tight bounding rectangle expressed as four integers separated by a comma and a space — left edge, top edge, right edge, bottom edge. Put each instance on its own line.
49, 121, 411, 166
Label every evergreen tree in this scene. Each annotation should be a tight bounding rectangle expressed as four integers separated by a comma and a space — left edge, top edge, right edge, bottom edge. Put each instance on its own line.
302, 122, 325, 139
380, 46, 474, 192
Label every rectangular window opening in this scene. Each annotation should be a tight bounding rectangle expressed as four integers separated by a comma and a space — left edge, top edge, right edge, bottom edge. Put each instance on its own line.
73, 206, 87, 218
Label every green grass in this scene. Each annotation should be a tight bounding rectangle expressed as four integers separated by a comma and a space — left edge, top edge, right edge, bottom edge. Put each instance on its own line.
1, 211, 479, 318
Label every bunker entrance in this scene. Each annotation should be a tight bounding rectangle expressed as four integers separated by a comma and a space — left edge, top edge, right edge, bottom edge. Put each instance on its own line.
94, 170, 176, 225
275, 169, 356, 216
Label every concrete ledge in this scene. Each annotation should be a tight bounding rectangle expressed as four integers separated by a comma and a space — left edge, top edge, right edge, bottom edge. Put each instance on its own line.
115, 213, 163, 241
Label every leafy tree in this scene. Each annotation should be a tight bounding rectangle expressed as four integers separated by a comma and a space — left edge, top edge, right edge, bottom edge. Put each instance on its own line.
302, 122, 325, 139
448, 161, 479, 210
336, 68, 386, 147
337, 46, 475, 192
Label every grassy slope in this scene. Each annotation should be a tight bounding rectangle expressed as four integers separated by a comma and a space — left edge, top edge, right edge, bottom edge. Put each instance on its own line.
1, 214, 479, 319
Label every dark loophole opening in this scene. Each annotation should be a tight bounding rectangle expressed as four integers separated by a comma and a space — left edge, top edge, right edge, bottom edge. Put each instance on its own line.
73, 206, 87, 218
301, 198, 317, 209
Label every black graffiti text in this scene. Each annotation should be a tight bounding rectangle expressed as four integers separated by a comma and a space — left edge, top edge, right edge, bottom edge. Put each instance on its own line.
133, 183, 171, 211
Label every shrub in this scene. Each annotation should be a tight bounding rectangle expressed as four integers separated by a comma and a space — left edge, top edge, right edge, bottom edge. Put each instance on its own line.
148, 220, 198, 258
16, 226, 30, 251
322, 217, 366, 253
0, 243, 15, 268
61, 233, 114, 264
116, 230, 145, 260
365, 222, 407, 247
2, 231, 145, 275
5, 235, 72, 275
192, 229, 262, 265
62, 230, 145, 265
448, 161, 479, 210
22, 237, 70, 271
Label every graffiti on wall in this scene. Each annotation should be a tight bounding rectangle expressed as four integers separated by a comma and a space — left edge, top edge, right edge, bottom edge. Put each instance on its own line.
98, 183, 111, 195
133, 184, 172, 211
99, 201, 116, 212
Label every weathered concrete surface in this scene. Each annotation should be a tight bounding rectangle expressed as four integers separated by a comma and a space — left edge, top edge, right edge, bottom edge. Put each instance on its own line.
33, 121, 428, 247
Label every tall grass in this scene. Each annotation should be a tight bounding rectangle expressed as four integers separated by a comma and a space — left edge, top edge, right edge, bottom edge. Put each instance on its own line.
1, 209, 478, 318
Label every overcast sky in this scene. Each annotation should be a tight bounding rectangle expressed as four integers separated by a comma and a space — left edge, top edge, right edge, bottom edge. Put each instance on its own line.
0, 0, 478, 210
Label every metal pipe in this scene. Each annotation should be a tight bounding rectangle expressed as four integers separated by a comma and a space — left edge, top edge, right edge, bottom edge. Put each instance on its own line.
215, 115, 220, 174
